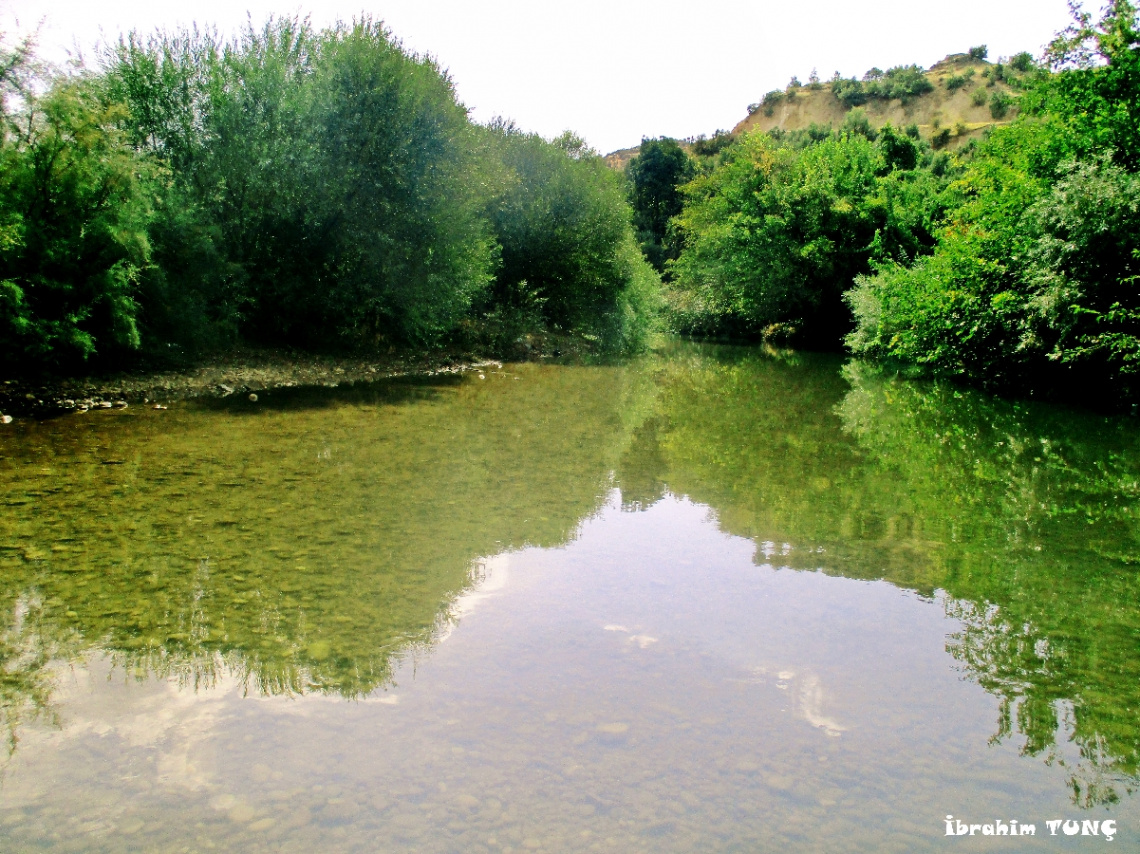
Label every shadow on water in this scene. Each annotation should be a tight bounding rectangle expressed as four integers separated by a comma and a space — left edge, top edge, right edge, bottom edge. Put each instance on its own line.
1, 341, 1138, 807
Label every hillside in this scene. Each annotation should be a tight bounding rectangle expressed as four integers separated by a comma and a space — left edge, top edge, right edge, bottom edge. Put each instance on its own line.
607, 53, 1025, 165
736, 55, 1020, 146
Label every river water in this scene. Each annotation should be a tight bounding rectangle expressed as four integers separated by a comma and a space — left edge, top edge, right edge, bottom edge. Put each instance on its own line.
0, 343, 1136, 852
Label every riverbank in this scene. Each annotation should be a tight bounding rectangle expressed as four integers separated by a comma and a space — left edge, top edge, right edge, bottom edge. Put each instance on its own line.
0, 334, 579, 421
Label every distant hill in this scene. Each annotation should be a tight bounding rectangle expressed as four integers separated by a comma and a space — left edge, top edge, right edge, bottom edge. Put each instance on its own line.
607, 53, 1024, 166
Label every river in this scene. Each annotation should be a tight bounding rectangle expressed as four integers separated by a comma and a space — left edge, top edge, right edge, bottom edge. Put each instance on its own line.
0, 342, 1136, 851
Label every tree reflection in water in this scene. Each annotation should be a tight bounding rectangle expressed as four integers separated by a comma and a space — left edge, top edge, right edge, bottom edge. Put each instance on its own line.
0, 344, 1137, 806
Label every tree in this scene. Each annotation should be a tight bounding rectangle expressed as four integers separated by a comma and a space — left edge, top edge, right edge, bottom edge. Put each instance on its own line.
0, 74, 155, 368
626, 137, 693, 272
846, 0, 1140, 405
105, 16, 497, 349
480, 121, 661, 350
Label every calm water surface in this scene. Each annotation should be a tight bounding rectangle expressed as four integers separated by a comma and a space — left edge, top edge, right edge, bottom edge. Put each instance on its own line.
1, 343, 1137, 852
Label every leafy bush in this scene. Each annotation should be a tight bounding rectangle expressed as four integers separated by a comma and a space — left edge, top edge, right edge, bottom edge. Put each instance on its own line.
690, 130, 736, 158
626, 137, 694, 271
758, 89, 784, 116
0, 75, 155, 369
879, 125, 920, 171
971, 88, 988, 106
969, 45, 989, 60
840, 108, 877, 141
946, 69, 975, 91
482, 124, 661, 350
832, 77, 868, 107
846, 0, 1140, 406
1010, 51, 1034, 72
832, 64, 934, 107
107, 17, 495, 349
669, 130, 947, 343
990, 90, 1014, 118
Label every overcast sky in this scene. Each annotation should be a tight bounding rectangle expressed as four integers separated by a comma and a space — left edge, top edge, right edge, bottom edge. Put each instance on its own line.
3, 0, 1080, 154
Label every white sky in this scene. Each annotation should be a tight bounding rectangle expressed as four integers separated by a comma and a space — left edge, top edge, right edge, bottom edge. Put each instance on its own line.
3, 0, 1080, 154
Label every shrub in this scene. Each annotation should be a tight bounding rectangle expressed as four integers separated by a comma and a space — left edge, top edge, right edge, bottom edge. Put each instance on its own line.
877, 65, 935, 101
969, 45, 989, 60
932, 128, 952, 148
670, 131, 943, 343
1010, 51, 1034, 72
946, 69, 975, 91
832, 77, 867, 107
760, 89, 784, 116
482, 124, 661, 349
107, 17, 496, 349
0, 77, 155, 369
836, 65, 934, 105
840, 108, 877, 141
690, 130, 735, 158
971, 88, 988, 106
626, 136, 693, 271
990, 90, 1014, 119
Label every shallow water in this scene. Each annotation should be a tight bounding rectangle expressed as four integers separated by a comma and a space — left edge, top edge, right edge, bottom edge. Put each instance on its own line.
0, 343, 1137, 851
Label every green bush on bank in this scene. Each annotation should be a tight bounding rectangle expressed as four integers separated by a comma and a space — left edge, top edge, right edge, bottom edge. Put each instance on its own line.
478, 122, 661, 353
831, 64, 934, 108
846, 1, 1140, 403
106, 17, 495, 351
0, 72, 156, 368
666, 124, 952, 344
625, 137, 694, 274
0, 16, 660, 371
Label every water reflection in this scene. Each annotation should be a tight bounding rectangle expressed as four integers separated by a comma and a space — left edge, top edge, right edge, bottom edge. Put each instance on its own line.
626, 345, 1140, 806
0, 343, 1138, 834
0, 364, 654, 747
837, 363, 1140, 807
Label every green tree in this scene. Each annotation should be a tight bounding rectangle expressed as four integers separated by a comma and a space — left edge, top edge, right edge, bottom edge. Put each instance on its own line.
106, 17, 496, 349
670, 133, 888, 342
480, 122, 660, 351
626, 137, 694, 272
846, 2, 1140, 405
0, 74, 155, 368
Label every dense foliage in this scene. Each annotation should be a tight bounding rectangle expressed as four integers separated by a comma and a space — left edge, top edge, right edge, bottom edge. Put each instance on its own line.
0, 58, 155, 366
667, 123, 950, 344
0, 17, 659, 372
625, 137, 693, 273
831, 64, 935, 108
479, 123, 660, 350
660, 1, 1140, 406
847, 0, 1140, 404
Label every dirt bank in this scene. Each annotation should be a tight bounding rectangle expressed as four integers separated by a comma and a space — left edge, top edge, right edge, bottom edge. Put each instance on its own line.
0, 344, 551, 422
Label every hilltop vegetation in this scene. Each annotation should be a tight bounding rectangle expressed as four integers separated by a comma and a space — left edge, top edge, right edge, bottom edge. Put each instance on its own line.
627, 0, 1140, 408
0, 17, 659, 374
740, 50, 1027, 149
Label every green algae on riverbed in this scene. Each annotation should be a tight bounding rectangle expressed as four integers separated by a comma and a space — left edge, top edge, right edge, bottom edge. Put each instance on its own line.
0, 344, 1137, 851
